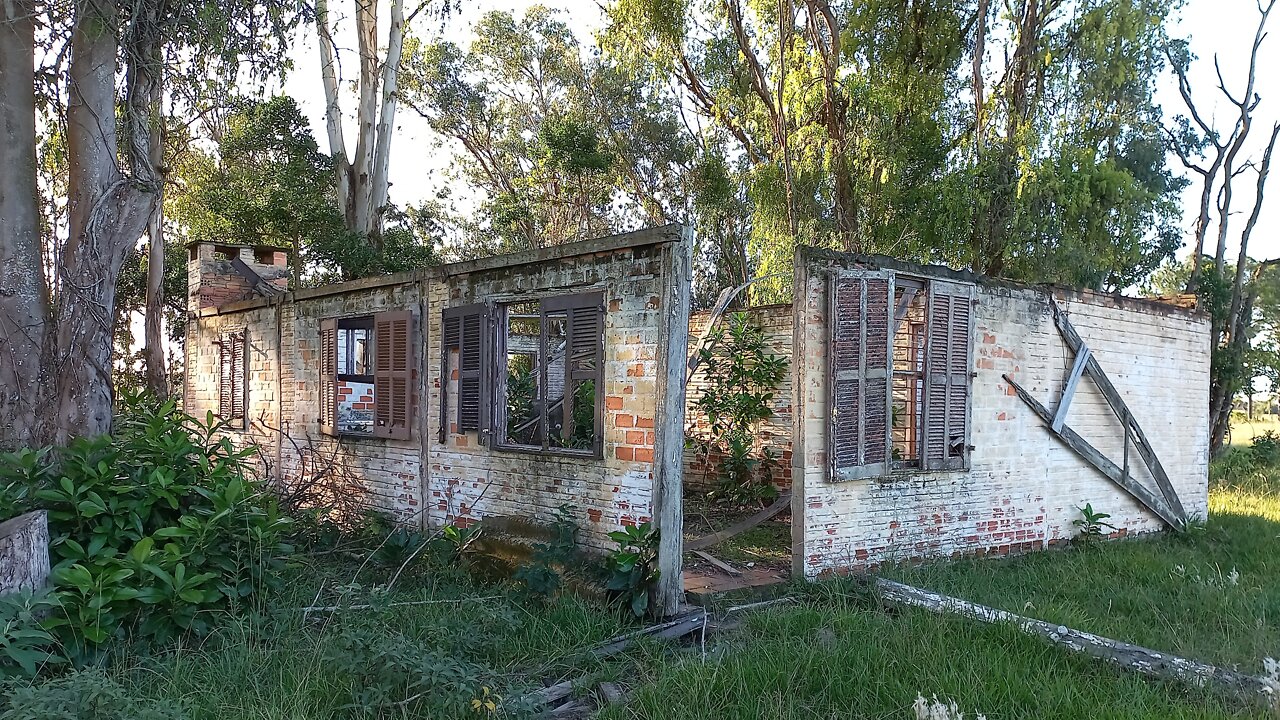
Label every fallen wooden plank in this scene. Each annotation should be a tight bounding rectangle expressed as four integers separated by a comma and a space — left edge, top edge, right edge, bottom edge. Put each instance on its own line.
524, 679, 576, 708
874, 578, 1277, 709
1004, 374, 1182, 529
591, 608, 708, 658
686, 492, 792, 551
725, 596, 796, 614
693, 550, 742, 577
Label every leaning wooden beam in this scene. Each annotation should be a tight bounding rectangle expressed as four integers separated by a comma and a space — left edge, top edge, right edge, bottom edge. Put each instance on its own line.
686, 491, 792, 551
1004, 375, 1183, 529
1049, 300, 1187, 521
1052, 346, 1091, 433
685, 272, 788, 381
874, 579, 1278, 710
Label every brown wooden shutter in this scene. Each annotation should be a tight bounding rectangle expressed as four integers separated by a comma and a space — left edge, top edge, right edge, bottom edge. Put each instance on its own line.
923, 279, 976, 470
442, 304, 489, 437
829, 271, 894, 480
319, 318, 338, 435
547, 291, 605, 456
373, 310, 415, 440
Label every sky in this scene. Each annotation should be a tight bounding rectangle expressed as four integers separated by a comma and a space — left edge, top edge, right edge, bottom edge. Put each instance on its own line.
278, 0, 1280, 268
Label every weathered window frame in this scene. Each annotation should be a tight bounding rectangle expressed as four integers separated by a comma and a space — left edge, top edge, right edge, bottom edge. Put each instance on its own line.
493, 291, 605, 459
828, 270, 975, 481
216, 329, 248, 430
318, 311, 416, 440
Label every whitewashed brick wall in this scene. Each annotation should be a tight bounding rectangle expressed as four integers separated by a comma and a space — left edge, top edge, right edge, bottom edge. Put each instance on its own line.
185, 233, 686, 555
792, 251, 1211, 578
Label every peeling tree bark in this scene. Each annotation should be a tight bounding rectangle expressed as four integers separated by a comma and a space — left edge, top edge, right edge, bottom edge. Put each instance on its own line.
37, 0, 159, 444
0, 0, 46, 450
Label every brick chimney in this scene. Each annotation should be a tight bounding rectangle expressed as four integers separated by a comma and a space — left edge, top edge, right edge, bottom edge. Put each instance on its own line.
187, 242, 291, 312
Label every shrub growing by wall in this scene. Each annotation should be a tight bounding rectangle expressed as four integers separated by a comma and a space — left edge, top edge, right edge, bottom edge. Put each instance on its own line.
0, 394, 291, 667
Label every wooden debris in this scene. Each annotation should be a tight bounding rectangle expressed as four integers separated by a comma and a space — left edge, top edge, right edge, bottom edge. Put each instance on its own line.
524, 679, 577, 708
598, 682, 626, 705
875, 578, 1278, 709
687, 492, 791, 551
591, 608, 708, 658
299, 596, 501, 613
725, 596, 796, 614
693, 550, 742, 577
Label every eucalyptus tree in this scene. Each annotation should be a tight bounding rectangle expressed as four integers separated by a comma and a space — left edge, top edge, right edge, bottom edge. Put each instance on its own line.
0, 0, 301, 449
398, 6, 698, 255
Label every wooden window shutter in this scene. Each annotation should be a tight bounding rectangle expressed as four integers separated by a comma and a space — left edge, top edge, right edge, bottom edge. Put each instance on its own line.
442, 304, 489, 438
547, 291, 605, 456
828, 271, 894, 480
319, 318, 338, 435
923, 279, 976, 470
374, 310, 415, 440
218, 330, 247, 427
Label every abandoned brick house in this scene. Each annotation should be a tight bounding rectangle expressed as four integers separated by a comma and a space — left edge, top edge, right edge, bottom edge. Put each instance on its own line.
185, 225, 1210, 610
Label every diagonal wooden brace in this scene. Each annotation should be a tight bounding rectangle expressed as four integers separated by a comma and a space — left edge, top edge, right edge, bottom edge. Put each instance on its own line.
1048, 299, 1187, 522
1004, 374, 1184, 530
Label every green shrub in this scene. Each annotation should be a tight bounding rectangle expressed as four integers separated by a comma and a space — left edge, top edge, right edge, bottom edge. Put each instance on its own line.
1251, 429, 1280, 467
0, 669, 184, 720
0, 394, 291, 665
690, 313, 787, 508
602, 522, 661, 617
513, 505, 580, 604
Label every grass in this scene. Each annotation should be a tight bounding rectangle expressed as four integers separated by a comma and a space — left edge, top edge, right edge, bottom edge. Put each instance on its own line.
878, 447, 1280, 671
600, 585, 1256, 720
7, 439, 1278, 718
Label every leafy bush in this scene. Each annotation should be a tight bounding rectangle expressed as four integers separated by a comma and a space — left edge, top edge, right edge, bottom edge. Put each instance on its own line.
1072, 503, 1115, 547
1251, 430, 1280, 467
0, 592, 63, 678
602, 522, 661, 617
0, 668, 184, 720
690, 313, 788, 508
0, 394, 291, 665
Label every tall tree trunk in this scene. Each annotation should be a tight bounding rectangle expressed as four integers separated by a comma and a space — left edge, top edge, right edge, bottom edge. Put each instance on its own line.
316, 0, 354, 229
143, 74, 168, 399
142, 206, 168, 399
38, 0, 157, 444
370, 0, 406, 243
351, 0, 380, 240
0, 0, 46, 450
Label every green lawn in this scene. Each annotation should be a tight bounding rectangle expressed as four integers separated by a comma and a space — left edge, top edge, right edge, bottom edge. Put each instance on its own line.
880, 455, 1280, 671
6, 459, 1277, 718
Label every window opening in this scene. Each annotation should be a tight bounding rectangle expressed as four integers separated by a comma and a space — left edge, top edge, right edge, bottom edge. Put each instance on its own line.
892, 285, 928, 467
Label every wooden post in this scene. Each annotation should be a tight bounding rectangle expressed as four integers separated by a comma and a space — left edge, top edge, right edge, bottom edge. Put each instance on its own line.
651, 226, 694, 616
0, 511, 49, 596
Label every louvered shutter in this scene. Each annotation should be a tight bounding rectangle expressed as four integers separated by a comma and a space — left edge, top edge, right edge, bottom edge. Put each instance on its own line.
922, 280, 976, 470
442, 304, 489, 438
374, 310, 415, 440
547, 292, 605, 456
319, 318, 338, 435
231, 331, 246, 424
829, 271, 894, 480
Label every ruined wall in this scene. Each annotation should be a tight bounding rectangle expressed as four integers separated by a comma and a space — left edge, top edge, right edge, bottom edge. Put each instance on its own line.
793, 250, 1211, 578
684, 304, 794, 491
185, 279, 427, 523
185, 230, 688, 559
426, 242, 676, 553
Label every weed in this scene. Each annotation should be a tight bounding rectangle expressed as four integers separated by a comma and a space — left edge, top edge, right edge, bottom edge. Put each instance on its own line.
513, 505, 581, 604
1072, 502, 1115, 545
603, 523, 661, 617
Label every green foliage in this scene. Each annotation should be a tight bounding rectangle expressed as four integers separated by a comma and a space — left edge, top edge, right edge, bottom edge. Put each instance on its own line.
1072, 503, 1116, 546
0, 593, 63, 678
399, 6, 696, 257
513, 506, 581, 604
691, 313, 787, 507
602, 522, 661, 617
320, 624, 510, 717
0, 393, 291, 666
1251, 431, 1280, 467
168, 97, 439, 284
0, 669, 185, 720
